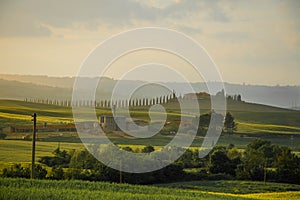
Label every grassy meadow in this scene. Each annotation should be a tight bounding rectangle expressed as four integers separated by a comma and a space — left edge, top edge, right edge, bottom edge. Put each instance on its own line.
1, 178, 300, 200
1, 99, 300, 132
0, 99, 299, 165
0, 99, 299, 199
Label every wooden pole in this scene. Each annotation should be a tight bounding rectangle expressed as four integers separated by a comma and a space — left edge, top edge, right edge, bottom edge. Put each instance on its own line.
31, 113, 37, 179
120, 159, 122, 184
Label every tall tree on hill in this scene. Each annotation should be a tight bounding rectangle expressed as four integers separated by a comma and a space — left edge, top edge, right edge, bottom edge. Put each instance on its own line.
224, 112, 236, 134
237, 94, 242, 101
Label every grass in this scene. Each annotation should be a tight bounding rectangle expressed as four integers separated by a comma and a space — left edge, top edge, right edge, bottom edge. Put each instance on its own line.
237, 122, 300, 135
156, 180, 300, 194
241, 191, 300, 200
0, 178, 250, 200
0, 178, 299, 200
0, 140, 84, 163
0, 98, 299, 199
2, 99, 298, 150
1, 99, 300, 129
0, 134, 299, 166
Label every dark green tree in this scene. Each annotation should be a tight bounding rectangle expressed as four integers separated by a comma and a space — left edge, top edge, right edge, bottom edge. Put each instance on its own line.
236, 149, 265, 181
208, 147, 239, 176
141, 145, 155, 153
0, 132, 7, 140
224, 112, 236, 134
122, 146, 133, 152
274, 146, 300, 184
237, 94, 242, 101
39, 148, 71, 167
236, 139, 273, 181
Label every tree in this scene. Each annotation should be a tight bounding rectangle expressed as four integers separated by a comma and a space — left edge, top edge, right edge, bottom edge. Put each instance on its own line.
208, 147, 239, 176
274, 146, 300, 184
237, 94, 242, 101
236, 139, 273, 181
247, 139, 271, 150
193, 113, 211, 136
236, 148, 265, 181
39, 148, 71, 167
141, 145, 155, 153
224, 112, 236, 134
0, 132, 7, 140
122, 146, 133, 152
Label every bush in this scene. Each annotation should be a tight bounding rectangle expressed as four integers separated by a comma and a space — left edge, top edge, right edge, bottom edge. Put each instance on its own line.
49, 166, 64, 180
2, 164, 47, 179
205, 173, 234, 181
39, 148, 71, 167
141, 145, 155, 153
2, 164, 30, 178
0, 132, 7, 139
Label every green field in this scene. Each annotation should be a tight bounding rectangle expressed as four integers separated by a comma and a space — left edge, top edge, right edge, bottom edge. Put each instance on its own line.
0, 99, 299, 170
1, 99, 300, 134
0, 99, 300, 199
0, 99, 299, 128
0, 136, 299, 166
0, 178, 299, 200
156, 180, 300, 194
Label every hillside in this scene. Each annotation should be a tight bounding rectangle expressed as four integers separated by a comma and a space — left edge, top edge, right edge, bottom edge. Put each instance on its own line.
0, 79, 72, 100
1, 74, 300, 108
0, 99, 299, 136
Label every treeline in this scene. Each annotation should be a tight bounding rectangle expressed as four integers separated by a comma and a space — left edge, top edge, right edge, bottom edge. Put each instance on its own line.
2, 139, 299, 184
24, 91, 177, 108
227, 94, 242, 101
24, 92, 243, 108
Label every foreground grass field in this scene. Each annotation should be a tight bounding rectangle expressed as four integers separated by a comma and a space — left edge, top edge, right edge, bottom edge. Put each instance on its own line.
1, 178, 299, 200
156, 180, 300, 194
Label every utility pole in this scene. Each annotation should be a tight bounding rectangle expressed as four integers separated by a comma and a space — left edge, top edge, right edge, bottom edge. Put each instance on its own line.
31, 113, 37, 179
120, 159, 122, 184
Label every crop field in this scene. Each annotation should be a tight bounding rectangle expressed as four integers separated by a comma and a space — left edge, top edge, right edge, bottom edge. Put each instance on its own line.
1, 99, 300, 131
237, 122, 300, 135
1, 99, 299, 151
1, 178, 300, 200
0, 140, 84, 163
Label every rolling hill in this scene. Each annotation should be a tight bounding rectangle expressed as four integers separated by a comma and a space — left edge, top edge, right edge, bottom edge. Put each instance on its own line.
0, 99, 299, 135
1, 74, 300, 109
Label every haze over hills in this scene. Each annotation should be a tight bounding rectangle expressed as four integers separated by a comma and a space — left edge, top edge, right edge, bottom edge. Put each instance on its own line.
0, 74, 299, 109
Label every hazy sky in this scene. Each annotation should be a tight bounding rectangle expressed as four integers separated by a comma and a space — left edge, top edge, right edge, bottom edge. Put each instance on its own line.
0, 0, 299, 85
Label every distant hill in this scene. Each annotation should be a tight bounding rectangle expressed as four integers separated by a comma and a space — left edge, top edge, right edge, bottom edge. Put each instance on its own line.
0, 74, 75, 88
0, 79, 72, 100
0, 74, 299, 109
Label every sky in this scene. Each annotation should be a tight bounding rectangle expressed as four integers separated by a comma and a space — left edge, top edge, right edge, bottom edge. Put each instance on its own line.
0, 0, 300, 85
